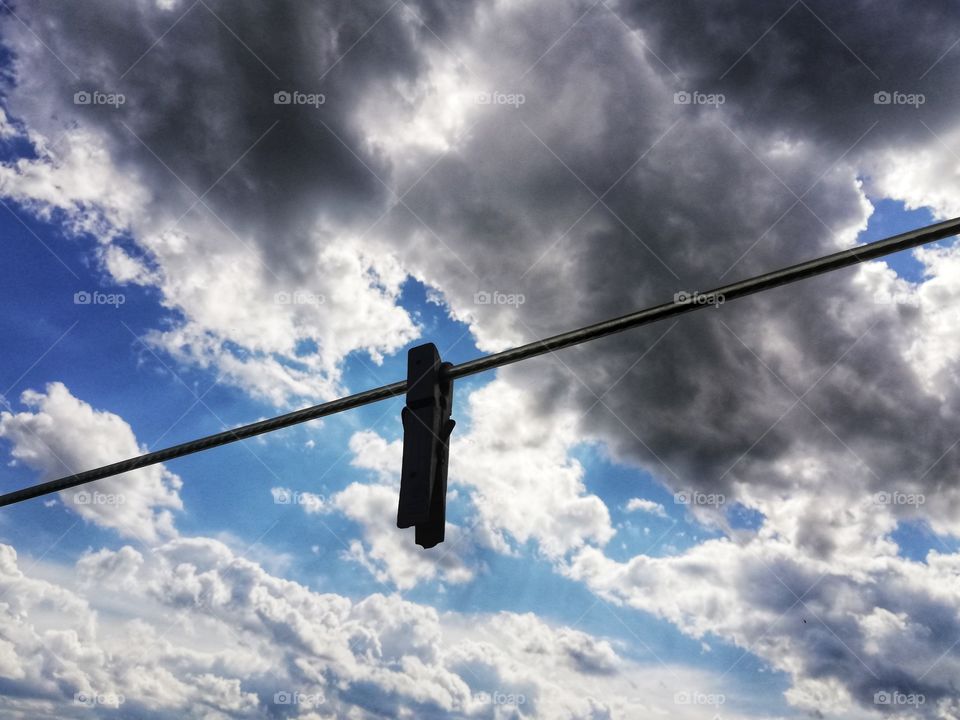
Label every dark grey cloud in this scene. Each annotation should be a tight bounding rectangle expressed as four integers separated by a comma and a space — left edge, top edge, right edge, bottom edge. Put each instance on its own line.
5, 0, 478, 273
366, 0, 960, 510
615, 0, 960, 145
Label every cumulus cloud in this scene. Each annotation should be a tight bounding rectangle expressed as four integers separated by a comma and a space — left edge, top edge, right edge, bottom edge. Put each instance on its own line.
566, 472, 960, 718
0, 382, 181, 543
450, 378, 614, 557
281, 479, 480, 591
624, 498, 667, 519
0, 538, 747, 719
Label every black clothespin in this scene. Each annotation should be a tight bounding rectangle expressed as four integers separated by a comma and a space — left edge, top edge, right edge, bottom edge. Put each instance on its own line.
397, 343, 455, 548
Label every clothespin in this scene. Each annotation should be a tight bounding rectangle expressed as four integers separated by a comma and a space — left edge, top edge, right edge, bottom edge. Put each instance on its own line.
397, 343, 456, 548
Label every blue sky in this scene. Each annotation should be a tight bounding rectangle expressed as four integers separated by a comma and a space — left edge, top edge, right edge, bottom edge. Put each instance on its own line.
1, 2, 960, 719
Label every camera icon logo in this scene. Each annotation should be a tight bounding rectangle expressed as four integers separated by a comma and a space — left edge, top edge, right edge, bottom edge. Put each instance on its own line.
874, 691, 891, 705
674, 491, 690, 505
274, 91, 292, 105
274, 691, 292, 704
474, 290, 492, 305
74, 291, 92, 305
673, 91, 692, 105
874, 91, 891, 105
75, 490, 92, 505
74, 91, 92, 105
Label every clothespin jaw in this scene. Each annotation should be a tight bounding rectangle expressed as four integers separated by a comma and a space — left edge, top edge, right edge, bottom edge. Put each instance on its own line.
397, 343, 456, 548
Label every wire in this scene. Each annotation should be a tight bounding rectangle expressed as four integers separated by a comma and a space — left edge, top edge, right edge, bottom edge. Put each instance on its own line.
2, 216, 959, 508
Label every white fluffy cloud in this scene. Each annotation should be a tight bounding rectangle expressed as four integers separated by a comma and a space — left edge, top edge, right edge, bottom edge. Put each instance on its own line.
869, 129, 960, 221
566, 466, 960, 718
0, 538, 748, 720
0, 382, 181, 543
277, 477, 480, 591
0, 125, 148, 239
451, 379, 614, 558
624, 498, 667, 518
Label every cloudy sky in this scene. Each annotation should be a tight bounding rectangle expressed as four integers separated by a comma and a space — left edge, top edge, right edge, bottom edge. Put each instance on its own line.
1, 0, 959, 717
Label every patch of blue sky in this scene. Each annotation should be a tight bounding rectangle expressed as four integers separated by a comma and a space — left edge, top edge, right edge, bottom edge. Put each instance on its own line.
860, 197, 947, 283
891, 519, 960, 563
571, 443, 728, 561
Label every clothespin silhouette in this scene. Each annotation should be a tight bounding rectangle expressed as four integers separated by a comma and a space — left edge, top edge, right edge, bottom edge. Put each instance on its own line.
397, 343, 455, 548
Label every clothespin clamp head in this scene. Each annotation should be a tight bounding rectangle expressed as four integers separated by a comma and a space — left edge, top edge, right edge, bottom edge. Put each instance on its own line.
397, 343, 455, 548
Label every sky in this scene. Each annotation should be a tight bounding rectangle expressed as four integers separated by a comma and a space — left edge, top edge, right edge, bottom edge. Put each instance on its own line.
0, 0, 959, 718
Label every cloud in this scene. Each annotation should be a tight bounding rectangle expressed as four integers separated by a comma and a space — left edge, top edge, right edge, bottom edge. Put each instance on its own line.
280, 479, 480, 592
451, 378, 614, 557
4, 0, 960, 511
0, 0, 432, 407
320, 362, 960, 717
624, 498, 667, 519
0, 538, 749, 719
0, 382, 181, 543
566, 475, 960, 717
323, 377, 613, 584
331, 481, 481, 591
615, 0, 960, 144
